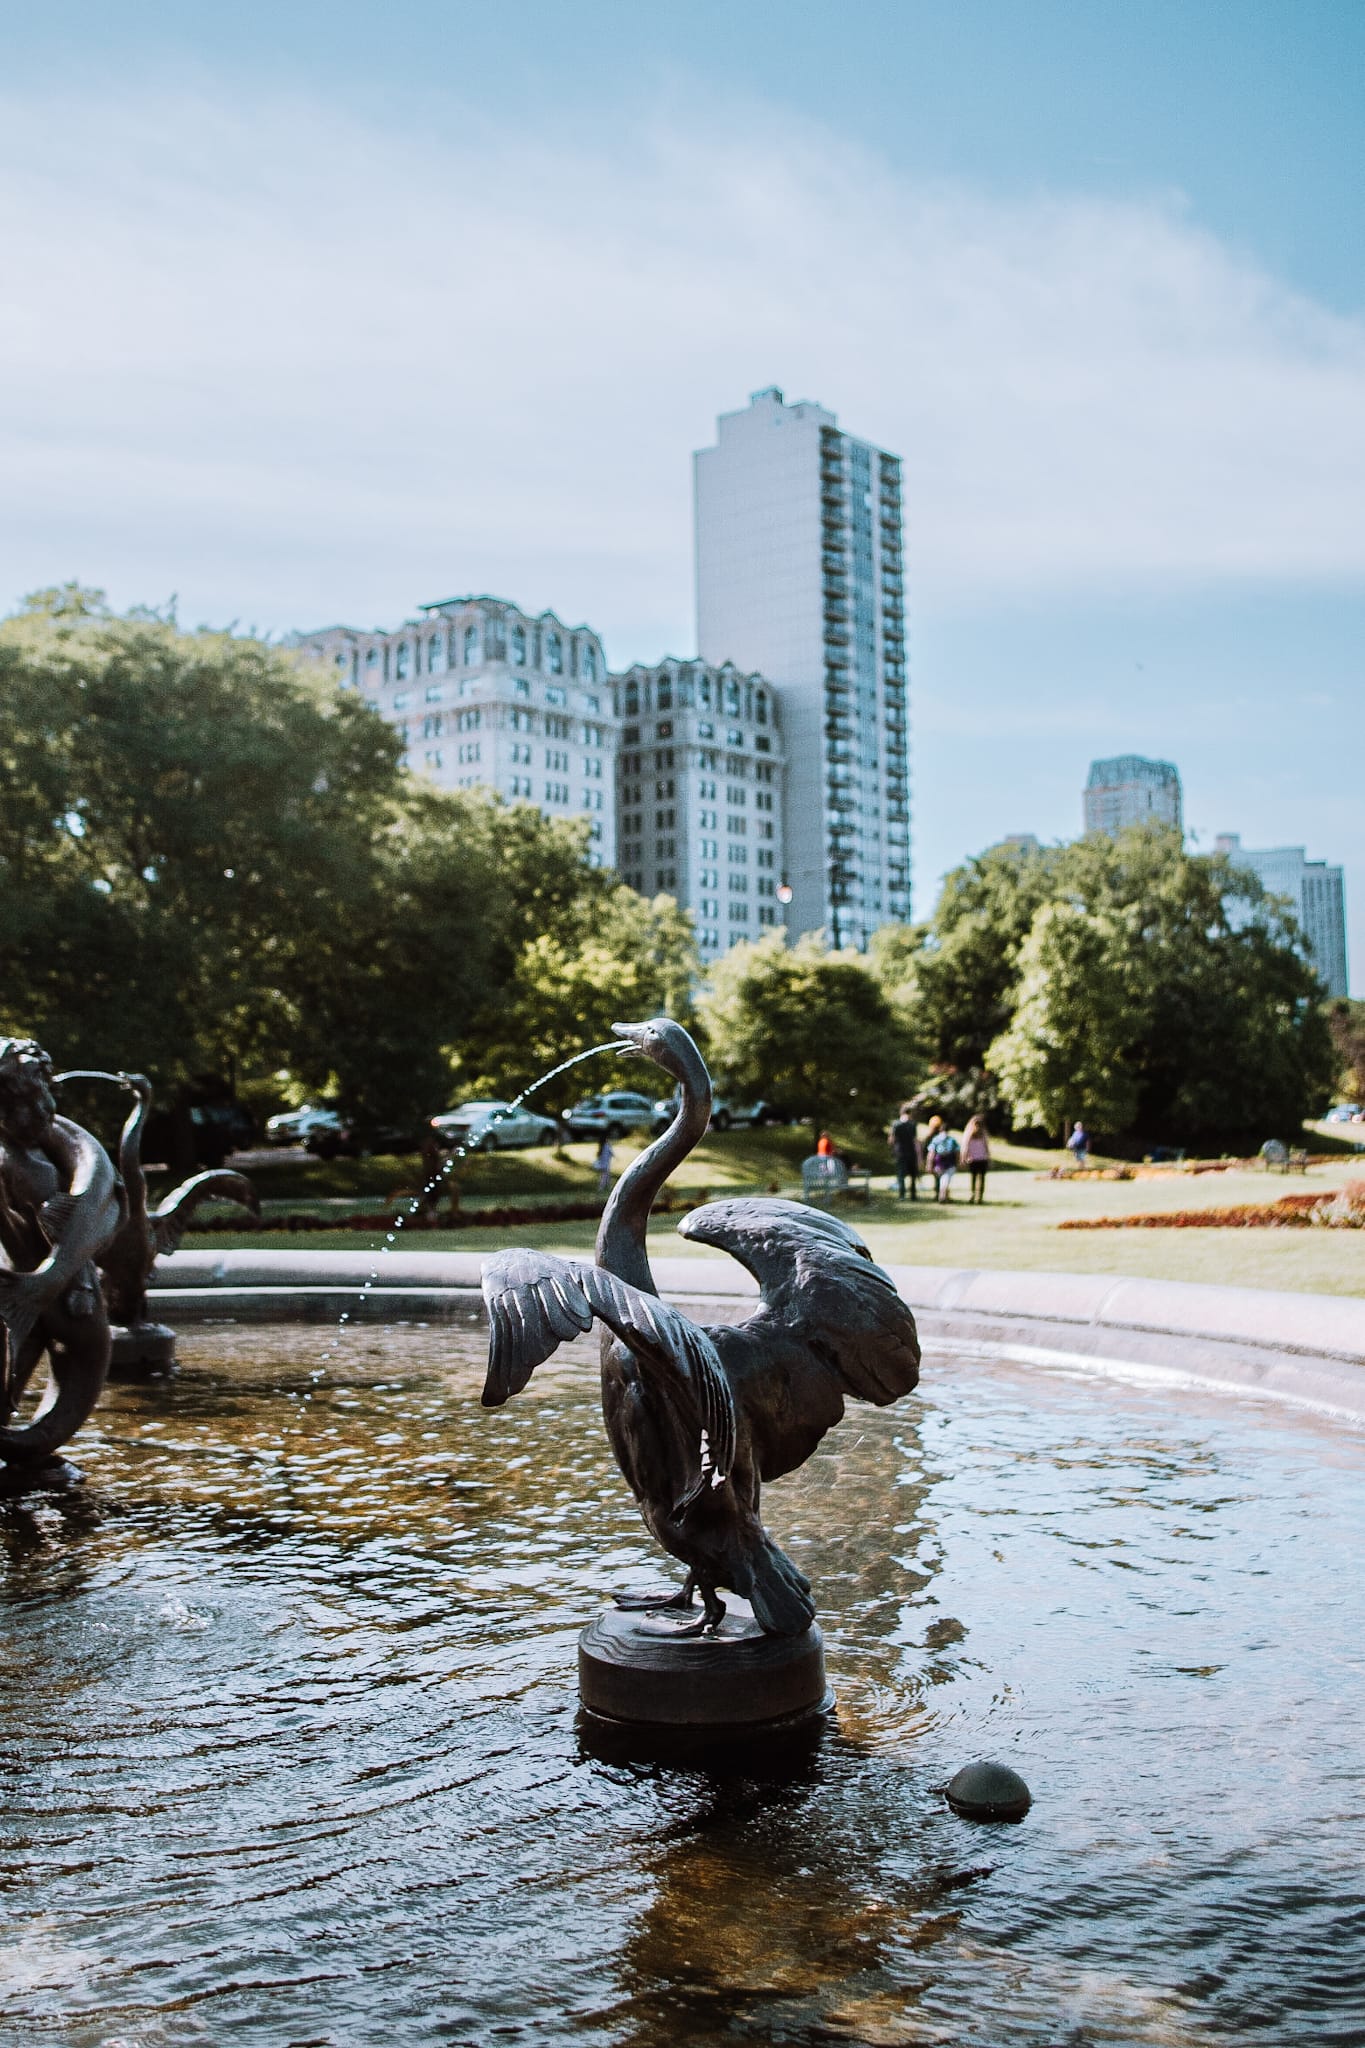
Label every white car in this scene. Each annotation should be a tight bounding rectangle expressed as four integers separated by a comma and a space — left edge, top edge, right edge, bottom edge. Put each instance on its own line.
264, 1105, 346, 1146
429, 1100, 559, 1152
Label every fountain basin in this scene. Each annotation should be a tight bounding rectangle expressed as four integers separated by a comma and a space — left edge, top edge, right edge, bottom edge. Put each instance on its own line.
1, 1265, 1361, 2045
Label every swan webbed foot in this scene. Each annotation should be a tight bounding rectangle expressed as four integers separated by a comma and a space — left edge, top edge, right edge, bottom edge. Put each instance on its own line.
613, 1572, 695, 1614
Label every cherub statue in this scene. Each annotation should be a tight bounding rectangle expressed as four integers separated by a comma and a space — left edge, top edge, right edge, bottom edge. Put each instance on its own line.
0, 1038, 124, 1477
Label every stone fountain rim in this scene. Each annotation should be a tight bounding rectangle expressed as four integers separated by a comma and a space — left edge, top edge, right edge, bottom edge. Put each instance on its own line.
148, 1250, 1365, 1424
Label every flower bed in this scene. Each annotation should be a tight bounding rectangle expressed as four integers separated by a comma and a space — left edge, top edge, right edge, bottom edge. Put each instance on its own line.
1060, 1187, 1365, 1230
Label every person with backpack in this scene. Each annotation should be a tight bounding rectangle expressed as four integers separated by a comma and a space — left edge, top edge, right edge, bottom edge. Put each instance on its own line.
926, 1120, 961, 1203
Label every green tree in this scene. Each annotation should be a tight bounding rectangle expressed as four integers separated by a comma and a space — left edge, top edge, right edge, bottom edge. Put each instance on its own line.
0, 588, 621, 1136
1326, 999, 1365, 1102
456, 888, 700, 1111
985, 826, 1335, 1145
987, 901, 1145, 1137
698, 931, 917, 1143
909, 839, 1059, 1071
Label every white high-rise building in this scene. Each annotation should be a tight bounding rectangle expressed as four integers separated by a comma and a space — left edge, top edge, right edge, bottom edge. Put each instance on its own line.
1084, 756, 1183, 837
693, 388, 910, 947
1215, 835, 1349, 998
293, 596, 616, 866
612, 659, 785, 961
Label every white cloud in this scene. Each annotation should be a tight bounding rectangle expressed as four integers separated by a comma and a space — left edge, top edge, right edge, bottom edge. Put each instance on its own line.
2, 88, 1364, 653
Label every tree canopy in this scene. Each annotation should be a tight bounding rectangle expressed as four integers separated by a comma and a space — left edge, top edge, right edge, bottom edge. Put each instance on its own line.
0, 586, 642, 1130
698, 931, 919, 1141
872, 826, 1335, 1146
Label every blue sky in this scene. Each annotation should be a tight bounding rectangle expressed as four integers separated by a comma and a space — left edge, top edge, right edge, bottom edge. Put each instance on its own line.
5, 2, 1364, 988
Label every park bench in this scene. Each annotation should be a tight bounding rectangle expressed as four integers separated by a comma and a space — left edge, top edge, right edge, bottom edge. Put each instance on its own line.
801, 1155, 871, 1204
1259, 1140, 1308, 1175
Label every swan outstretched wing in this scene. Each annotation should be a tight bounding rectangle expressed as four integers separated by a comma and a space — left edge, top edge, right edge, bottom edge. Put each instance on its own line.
481, 1249, 737, 1478
151, 1170, 260, 1257
676, 1198, 920, 1405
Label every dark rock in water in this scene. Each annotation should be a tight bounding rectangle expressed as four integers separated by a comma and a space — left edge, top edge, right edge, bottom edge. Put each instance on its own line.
945, 1761, 1031, 1821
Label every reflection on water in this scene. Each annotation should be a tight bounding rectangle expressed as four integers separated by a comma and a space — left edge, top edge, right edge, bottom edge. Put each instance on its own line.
2, 1327, 1362, 2047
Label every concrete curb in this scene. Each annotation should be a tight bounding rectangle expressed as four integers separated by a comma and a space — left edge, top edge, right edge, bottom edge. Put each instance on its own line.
152, 1249, 1365, 1422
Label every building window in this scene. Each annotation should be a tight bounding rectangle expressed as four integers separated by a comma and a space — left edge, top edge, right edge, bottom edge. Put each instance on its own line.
366, 647, 379, 670
546, 633, 563, 675
584, 788, 604, 810
727, 728, 743, 747
393, 693, 410, 711
698, 719, 714, 739
512, 624, 527, 665
726, 815, 747, 835
393, 641, 410, 679
457, 741, 481, 764
700, 837, 718, 859
727, 785, 746, 806
756, 692, 767, 725
456, 708, 481, 732
657, 676, 673, 712
582, 646, 598, 682
583, 691, 600, 712
428, 634, 446, 674
547, 713, 572, 739
424, 684, 444, 704
546, 684, 567, 707
510, 707, 532, 732
423, 714, 441, 738
464, 624, 481, 664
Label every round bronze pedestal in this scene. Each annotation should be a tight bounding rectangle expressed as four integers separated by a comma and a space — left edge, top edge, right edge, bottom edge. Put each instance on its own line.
109, 1323, 177, 1377
579, 1597, 830, 1738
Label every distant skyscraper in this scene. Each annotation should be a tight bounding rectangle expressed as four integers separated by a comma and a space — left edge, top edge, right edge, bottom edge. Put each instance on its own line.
1215, 834, 1349, 998
693, 388, 910, 948
292, 596, 616, 866
1084, 755, 1183, 837
611, 659, 785, 962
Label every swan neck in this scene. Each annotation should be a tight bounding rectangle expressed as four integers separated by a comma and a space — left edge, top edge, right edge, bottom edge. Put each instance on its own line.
595, 1042, 711, 1296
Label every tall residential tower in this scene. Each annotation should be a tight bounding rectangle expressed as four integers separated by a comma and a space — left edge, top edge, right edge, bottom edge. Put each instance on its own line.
693, 388, 910, 947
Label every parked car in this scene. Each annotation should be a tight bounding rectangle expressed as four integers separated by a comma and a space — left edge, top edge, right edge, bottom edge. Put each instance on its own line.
305, 1114, 425, 1159
265, 1104, 346, 1147
562, 1091, 658, 1140
428, 1100, 560, 1152
1324, 1103, 1363, 1124
649, 1093, 792, 1136
194, 1101, 255, 1164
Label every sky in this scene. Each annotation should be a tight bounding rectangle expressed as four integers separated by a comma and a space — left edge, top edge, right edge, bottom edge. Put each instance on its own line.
4, 1, 1363, 989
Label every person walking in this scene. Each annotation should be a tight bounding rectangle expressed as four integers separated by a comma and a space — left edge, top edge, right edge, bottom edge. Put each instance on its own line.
888, 1102, 922, 1200
1066, 1121, 1090, 1171
962, 1114, 991, 1204
925, 1119, 961, 1203
593, 1135, 615, 1193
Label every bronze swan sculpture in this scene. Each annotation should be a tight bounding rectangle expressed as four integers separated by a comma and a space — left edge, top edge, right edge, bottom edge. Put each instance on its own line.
481, 1018, 921, 1637
56, 1071, 259, 1339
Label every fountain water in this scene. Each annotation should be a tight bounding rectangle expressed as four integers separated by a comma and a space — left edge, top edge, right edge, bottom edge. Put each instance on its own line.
317, 1039, 633, 1363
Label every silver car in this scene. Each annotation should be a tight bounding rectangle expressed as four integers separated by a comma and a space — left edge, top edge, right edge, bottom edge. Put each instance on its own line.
429, 1100, 559, 1152
264, 1105, 345, 1146
562, 1091, 658, 1140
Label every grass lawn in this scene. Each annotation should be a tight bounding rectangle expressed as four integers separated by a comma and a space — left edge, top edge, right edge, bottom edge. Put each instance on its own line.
188, 1128, 1365, 1299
